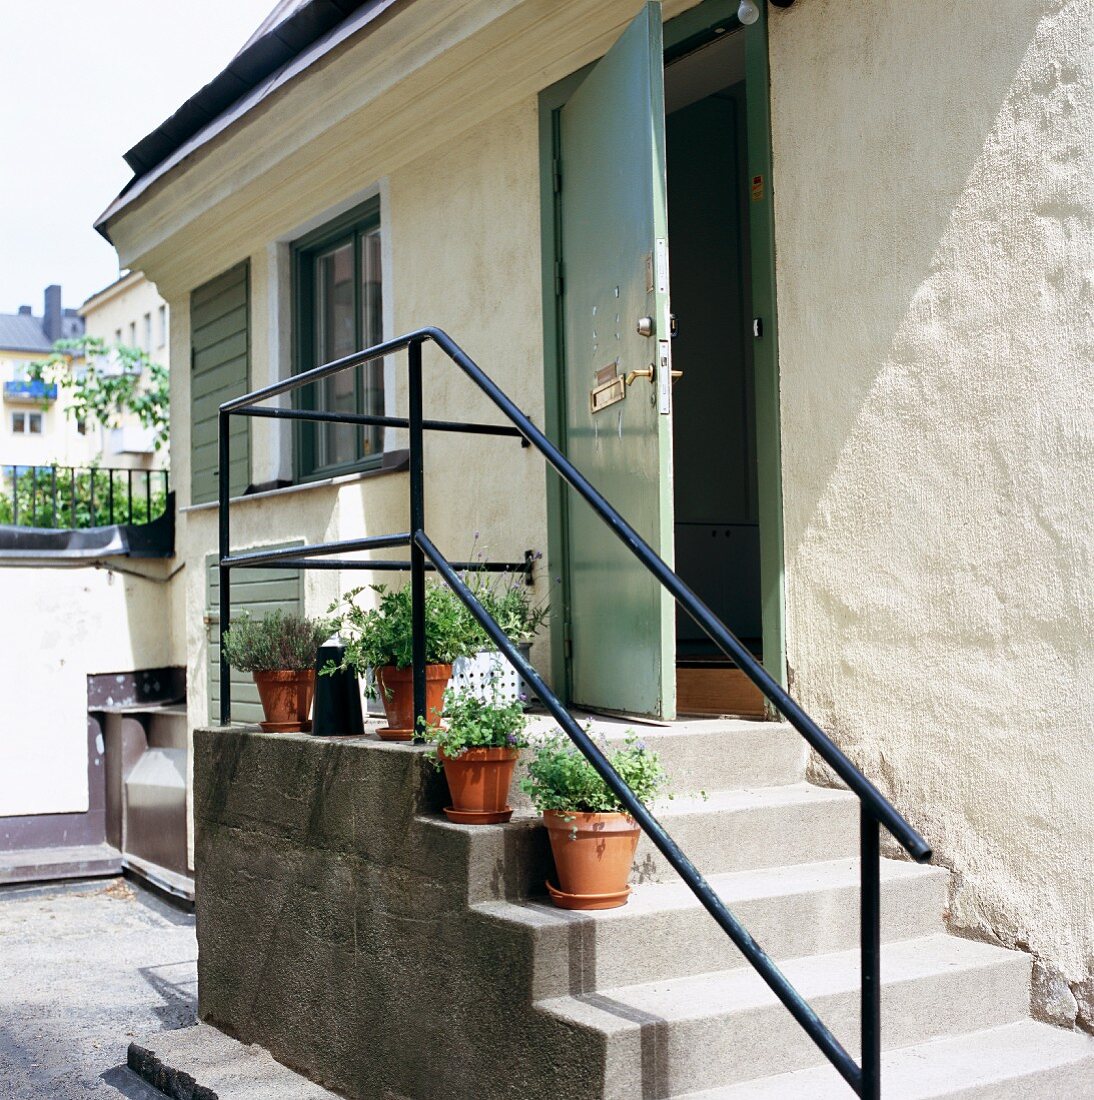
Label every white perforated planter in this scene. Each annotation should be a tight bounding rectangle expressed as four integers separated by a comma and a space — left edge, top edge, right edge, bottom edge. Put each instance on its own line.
450, 643, 533, 705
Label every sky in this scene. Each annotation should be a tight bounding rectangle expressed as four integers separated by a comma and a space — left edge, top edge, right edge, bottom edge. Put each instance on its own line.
0, 0, 275, 316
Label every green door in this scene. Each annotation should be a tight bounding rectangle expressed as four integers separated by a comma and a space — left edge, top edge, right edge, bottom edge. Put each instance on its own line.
560, 2, 675, 718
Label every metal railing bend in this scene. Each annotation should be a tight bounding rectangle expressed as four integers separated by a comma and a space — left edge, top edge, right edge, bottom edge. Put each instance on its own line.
218, 327, 932, 1099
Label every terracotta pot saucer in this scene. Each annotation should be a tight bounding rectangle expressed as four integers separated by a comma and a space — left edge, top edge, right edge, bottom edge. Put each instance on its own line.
373, 725, 445, 742
374, 726, 414, 742
260, 720, 312, 733
443, 805, 514, 825
545, 880, 632, 911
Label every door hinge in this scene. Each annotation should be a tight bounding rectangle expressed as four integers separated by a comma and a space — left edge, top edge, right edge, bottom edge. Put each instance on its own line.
563, 633, 573, 659
554, 259, 565, 297
553, 156, 562, 194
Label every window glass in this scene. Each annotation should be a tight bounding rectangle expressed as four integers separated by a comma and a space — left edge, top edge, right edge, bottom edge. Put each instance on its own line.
28, 413, 42, 434
316, 239, 357, 468
157, 305, 167, 347
294, 200, 383, 478
143, 312, 152, 352
12, 412, 25, 433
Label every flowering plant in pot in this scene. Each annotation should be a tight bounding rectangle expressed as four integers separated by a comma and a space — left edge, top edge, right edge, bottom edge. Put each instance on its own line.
326, 582, 480, 741
425, 686, 529, 824
221, 610, 334, 733
521, 732, 669, 910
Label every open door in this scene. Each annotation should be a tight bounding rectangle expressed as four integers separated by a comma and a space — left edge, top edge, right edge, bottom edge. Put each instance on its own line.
560, 3, 675, 718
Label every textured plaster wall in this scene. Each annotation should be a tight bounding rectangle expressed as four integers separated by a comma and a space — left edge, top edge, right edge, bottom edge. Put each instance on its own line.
0, 563, 174, 817
388, 98, 549, 610
769, 0, 1094, 1021
175, 97, 550, 744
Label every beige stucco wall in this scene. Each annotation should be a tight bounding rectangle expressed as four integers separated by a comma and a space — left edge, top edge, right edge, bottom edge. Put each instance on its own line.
173, 97, 549, 741
770, 0, 1093, 1014
81, 271, 169, 361
0, 560, 175, 817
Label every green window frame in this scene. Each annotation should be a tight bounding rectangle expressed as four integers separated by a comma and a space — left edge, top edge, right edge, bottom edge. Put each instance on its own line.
292, 198, 384, 481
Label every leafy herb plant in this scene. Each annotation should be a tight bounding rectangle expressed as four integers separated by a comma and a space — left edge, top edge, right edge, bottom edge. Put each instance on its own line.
520, 732, 669, 816
468, 573, 548, 647
326, 583, 481, 676
426, 686, 529, 766
221, 610, 334, 673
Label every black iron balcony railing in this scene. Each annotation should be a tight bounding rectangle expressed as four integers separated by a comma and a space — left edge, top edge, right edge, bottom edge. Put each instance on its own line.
1, 463, 169, 529
217, 328, 931, 1099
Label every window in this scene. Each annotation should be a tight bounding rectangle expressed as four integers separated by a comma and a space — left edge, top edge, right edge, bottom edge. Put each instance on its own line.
128, 322, 136, 347
157, 304, 167, 347
143, 312, 152, 351
28, 413, 41, 434
11, 412, 41, 434
293, 199, 383, 479
12, 412, 24, 433
114, 328, 122, 344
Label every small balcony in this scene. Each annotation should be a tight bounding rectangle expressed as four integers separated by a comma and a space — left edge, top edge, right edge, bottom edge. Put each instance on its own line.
3, 379, 57, 404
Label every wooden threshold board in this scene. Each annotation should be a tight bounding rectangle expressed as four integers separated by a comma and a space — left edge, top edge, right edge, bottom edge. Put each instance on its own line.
676, 664, 765, 718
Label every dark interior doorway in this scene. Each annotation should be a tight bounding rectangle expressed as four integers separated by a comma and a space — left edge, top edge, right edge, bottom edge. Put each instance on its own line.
666, 32, 763, 715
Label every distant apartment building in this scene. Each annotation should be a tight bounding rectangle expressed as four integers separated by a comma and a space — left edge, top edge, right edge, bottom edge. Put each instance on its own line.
80, 271, 170, 470
0, 285, 94, 468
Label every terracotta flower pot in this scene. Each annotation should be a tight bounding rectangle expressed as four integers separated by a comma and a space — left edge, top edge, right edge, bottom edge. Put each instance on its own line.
543, 810, 640, 910
439, 746, 519, 824
374, 663, 452, 741
253, 669, 316, 733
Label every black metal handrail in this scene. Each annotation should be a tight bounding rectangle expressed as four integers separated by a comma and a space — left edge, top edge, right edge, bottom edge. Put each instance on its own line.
2, 463, 168, 529
218, 328, 932, 1098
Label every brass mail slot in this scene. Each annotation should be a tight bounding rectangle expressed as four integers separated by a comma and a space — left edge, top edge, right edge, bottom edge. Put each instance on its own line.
590, 375, 626, 413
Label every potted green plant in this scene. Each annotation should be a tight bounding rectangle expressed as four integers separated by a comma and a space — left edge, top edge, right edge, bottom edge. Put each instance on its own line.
221, 610, 333, 733
426, 686, 529, 823
521, 732, 669, 910
451, 567, 548, 704
327, 582, 479, 741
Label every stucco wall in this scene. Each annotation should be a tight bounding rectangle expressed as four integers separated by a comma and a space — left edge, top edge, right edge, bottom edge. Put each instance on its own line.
0, 561, 175, 817
770, 0, 1094, 1017
175, 97, 550, 739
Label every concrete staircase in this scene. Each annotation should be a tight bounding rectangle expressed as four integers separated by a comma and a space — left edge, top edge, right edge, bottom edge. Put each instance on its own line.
187, 720, 1094, 1100
466, 715, 1094, 1099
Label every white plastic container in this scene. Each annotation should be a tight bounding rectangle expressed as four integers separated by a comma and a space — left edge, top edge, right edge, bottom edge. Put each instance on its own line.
449, 643, 534, 705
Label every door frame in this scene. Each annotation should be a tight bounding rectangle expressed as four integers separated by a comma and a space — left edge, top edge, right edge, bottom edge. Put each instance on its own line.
539, 0, 787, 702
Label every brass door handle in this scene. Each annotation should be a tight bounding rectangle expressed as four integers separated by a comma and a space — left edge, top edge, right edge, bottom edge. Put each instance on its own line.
625, 367, 683, 387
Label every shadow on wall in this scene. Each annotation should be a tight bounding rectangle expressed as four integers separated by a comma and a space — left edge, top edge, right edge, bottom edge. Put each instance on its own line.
772, 0, 1093, 1009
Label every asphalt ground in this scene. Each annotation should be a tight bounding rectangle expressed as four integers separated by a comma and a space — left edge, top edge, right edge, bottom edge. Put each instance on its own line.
0, 876, 196, 1099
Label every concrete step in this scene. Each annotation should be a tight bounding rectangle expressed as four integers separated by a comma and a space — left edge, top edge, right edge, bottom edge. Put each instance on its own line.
630, 783, 860, 881
537, 934, 1032, 1098
425, 781, 861, 902
478, 857, 947, 996
674, 1019, 1094, 1099
128, 1021, 338, 1099
519, 715, 806, 800
0, 842, 122, 885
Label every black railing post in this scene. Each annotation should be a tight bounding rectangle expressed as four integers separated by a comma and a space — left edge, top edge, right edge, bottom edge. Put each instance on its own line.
10, 467, 17, 526
861, 804, 881, 1099
127, 469, 133, 524
408, 336, 428, 741
218, 410, 232, 726
108, 468, 115, 525
51, 466, 57, 526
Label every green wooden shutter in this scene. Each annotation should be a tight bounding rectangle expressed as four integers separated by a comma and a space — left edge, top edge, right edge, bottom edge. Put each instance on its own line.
206, 545, 303, 724
191, 262, 250, 505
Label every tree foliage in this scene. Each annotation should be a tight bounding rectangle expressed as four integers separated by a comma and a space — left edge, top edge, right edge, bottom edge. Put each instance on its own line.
28, 336, 170, 452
